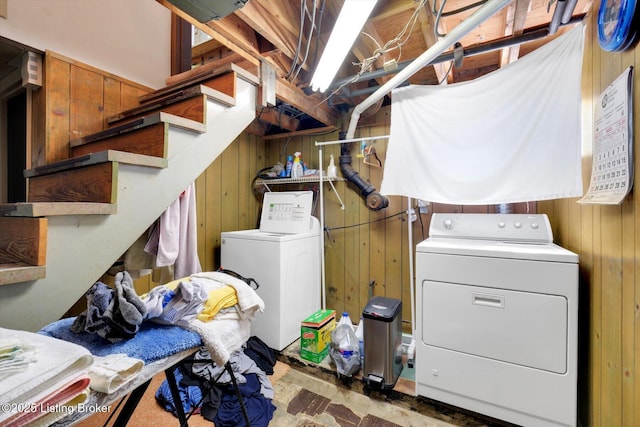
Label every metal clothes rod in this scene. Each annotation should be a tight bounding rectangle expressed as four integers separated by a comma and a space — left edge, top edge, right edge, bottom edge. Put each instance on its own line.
314, 135, 389, 147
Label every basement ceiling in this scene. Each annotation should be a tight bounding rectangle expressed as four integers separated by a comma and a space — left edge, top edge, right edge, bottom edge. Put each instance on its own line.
166, 0, 594, 135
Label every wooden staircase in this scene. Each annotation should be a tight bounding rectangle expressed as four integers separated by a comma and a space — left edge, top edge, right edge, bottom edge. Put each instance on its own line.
0, 64, 258, 332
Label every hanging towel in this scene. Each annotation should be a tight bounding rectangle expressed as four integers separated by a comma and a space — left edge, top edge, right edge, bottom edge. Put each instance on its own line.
380, 24, 586, 205
145, 182, 202, 279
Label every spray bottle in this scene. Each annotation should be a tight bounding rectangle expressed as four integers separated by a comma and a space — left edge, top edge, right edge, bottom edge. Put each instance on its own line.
291, 152, 304, 178
327, 154, 337, 179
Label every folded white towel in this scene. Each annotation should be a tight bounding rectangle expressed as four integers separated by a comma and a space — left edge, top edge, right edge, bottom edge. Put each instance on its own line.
88, 354, 144, 394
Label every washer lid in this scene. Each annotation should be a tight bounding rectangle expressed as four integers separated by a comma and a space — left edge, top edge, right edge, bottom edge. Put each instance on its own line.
416, 237, 578, 263
221, 227, 319, 242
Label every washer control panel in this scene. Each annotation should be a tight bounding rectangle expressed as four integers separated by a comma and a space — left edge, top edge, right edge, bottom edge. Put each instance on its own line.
429, 213, 553, 243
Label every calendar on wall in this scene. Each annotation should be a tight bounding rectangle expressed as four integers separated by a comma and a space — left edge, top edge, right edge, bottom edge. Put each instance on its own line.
579, 66, 634, 205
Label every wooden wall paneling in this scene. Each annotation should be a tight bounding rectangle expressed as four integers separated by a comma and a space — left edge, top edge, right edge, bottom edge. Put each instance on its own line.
587, 9, 602, 425
601, 203, 623, 426
462, 205, 490, 213
103, 77, 122, 128
240, 132, 258, 231
70, 66, 104, 142
355, 144, 373, 316
195, 166, 207, 269
43, 54, 71, 165
247, 135, 264, 228
324, 151, 347, 314
220, 136, 240, 239
620, 46, 637, 427
632, 42, 640, 427
210, 153, 224, 270
344, 129, 368, 317
599, 45, 624, 426
120, 84, 148, 110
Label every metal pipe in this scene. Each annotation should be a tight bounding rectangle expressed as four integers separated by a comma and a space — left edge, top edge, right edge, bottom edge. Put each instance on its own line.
345, 0, 513, 139
331, 27, 546, 90
561, 0, 579, 24
549, 0, 567, 35
335, 17, 584, 98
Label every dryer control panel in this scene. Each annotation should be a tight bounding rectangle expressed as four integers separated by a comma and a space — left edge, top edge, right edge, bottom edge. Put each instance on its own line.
428, 213, 553, 243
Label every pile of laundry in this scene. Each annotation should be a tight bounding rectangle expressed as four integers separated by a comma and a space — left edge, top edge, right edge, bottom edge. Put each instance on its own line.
156, 336, 277, 427
71, 270, 265, 366
71, 271, 147, 343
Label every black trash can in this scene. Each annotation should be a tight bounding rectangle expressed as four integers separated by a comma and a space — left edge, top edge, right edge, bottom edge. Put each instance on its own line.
362, 296, 403, 390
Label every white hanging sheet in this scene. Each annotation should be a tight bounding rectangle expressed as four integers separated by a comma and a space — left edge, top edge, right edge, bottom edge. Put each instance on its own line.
380, 24, 585, 205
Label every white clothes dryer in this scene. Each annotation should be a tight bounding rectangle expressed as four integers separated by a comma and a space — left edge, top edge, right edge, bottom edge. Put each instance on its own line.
415, 213, 578, 427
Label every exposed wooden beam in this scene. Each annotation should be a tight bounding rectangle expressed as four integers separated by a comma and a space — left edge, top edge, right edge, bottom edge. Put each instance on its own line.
500, 0, 532, 66
417, 3, 450, 84
235, 0, 312, 74
257, 106, 301, 132
157, 0, 260, 68
261, 125, 337, 141
275, 77, 339, 128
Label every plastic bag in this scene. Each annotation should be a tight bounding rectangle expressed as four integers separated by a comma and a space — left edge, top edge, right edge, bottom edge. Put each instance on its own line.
329, 323, 361, 377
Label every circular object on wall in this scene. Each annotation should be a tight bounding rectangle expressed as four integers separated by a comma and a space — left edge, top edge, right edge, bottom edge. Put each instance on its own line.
598, 0, 640, 51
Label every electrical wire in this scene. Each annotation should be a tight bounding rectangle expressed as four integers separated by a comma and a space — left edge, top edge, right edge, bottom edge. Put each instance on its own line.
290, 0, 318, 82
324, 210, 406, 232
286, 0, 306, 80
438, 60, 454, 84
309, 0, 428, 107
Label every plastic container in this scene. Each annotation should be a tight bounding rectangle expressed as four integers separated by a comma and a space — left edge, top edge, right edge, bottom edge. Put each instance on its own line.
285, 155, 293, 177
337, 311, 353, 329
291, 152, 304, 178
327, 154, 337, 178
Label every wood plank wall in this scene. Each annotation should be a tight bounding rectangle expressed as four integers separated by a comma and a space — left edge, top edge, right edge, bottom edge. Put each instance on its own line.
538, 4, 639, 426
32, 51, 151, 167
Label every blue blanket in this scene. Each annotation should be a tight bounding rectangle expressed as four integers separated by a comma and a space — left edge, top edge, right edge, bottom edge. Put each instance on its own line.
39, 317, 202, 364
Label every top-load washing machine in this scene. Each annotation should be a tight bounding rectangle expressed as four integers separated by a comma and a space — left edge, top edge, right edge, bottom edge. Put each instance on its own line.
415, 213, 579, 427
221, 191, 321, 351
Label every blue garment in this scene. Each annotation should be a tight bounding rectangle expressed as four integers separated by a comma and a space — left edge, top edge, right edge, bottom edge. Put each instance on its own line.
155, 367, 203, 416
212, 373, 275, 427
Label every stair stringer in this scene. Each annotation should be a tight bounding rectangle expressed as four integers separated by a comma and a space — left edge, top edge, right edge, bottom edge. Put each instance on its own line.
0, 77, 257, 332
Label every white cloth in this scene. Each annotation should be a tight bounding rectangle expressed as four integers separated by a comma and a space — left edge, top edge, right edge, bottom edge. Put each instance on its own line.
0, 328, 92, 424
88, 354, 144, 394
381, 24, 585, 205
145, 182, 202, 279
191, 271, 265, 318
181, 272, 265, 365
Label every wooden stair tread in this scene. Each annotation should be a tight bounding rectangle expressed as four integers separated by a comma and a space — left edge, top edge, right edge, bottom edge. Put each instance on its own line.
0, 202, 116, 217
0, 264, 46, 286
107, 85, 235, 126
69, 112, 205, 151
25, 149, 168, 178
145, 63, 258, 105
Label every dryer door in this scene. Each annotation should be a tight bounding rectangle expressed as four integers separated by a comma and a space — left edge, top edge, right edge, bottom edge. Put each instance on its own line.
422, 280, 568, 373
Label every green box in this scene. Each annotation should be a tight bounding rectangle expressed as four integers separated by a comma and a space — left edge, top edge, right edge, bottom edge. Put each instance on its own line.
300, 309, 336, 363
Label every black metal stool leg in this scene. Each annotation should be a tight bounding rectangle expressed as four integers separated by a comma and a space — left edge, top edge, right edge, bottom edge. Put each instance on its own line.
165, 366, 189, 427
225, 361, 251, 426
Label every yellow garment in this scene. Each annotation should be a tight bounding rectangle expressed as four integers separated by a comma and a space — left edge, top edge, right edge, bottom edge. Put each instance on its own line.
142, 276, 238, 322
197, 286, 238, 322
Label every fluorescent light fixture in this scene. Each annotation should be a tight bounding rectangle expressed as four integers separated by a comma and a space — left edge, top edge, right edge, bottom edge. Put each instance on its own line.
310, 0, 378, 92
